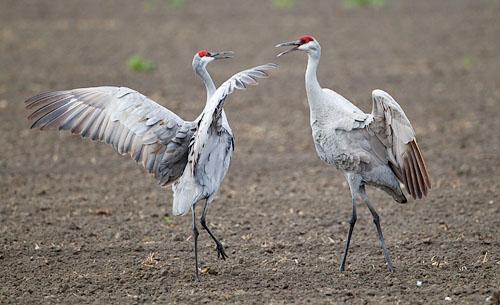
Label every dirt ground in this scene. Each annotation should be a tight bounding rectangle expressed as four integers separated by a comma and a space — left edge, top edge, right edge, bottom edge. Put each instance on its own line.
0, 0, 499, 304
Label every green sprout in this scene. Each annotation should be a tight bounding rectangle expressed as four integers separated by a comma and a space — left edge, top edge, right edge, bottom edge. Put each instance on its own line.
145, 0, 185, 11
272, 0, 295, 9
163, 215, 173, 225
127, 55, 157, 73
344, 0, 386, 8
462, 55, 473, 70
170, 0, 186, 9
144, 0, 157, 12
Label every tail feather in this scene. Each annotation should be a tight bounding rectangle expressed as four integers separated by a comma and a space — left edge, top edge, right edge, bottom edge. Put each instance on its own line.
171, 175, 203, 216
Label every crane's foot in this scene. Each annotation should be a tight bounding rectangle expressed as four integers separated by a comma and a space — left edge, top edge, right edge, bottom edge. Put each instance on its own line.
387, 265, 394, 273
339, 242, 351, 273
215, 241, 228, 260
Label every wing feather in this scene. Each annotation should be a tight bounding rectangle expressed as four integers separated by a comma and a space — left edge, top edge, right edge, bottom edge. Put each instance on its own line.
406, 151, 421, 199
189, 63, 277, 175
409, 148, 426, 197
88, 109, 107, 140
403, 157, 416, 197
370, 89, 431, 199
411, 141, 431, 189
26, 86, 195, 186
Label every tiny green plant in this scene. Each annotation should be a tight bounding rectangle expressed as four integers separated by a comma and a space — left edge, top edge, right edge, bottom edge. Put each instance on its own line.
127, 55, 157, 73
170, 0, 186, 9
163, 215, 173, 225
462, 55, 473, 69
144, 0, 157, 12
344, 0, 386, 8
272, 0, 294, 9
145, 0, 185, 12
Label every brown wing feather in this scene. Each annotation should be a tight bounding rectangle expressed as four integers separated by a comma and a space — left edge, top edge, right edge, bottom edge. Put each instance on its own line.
406, 151, 420, 199
411, 141, 431, 188
403, 156, 417, 199
409, 146, 425, 197
400, 140, 431, 199
370, 90, 431, 200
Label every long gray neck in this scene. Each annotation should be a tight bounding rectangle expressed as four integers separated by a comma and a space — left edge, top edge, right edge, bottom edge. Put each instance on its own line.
305, 53, 321, 96
194, 64, 231, 132
196, 65, 216, 102
305, 51, 330, 122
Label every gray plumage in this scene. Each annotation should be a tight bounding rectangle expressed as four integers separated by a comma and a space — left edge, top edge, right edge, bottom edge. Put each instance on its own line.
25, 50, 277, 280
172, 63, 278, 217
26, 86, 194, 186
277, 36, 430, 272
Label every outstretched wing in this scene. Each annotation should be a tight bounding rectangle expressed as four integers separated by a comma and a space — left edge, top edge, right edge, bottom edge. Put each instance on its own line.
190, 63, 278, 174
368, 89, 431, 199
25, 86, 194, 186
211, 63, 278, 127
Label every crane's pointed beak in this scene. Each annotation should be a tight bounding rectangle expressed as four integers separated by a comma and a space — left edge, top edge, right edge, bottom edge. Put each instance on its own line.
212, 51, 234, 60
275, 40, 301, 57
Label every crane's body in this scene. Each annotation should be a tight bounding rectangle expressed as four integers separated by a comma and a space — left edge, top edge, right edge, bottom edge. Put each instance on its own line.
171, 51, 235, 217
277, 35, 430, 272
25, 50, 276, 280
172, 121, 234, 216
306, 85, 406, 204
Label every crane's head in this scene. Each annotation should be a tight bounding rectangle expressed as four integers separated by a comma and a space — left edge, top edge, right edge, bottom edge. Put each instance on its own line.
192, 50, 234, 71
275, 35, 320, 58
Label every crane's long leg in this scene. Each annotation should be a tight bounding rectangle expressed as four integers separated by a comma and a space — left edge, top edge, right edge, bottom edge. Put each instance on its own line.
360, 189, 394, 272
191, 206, 200, 280
200, 199, 228, 260
339, 197, 357, 272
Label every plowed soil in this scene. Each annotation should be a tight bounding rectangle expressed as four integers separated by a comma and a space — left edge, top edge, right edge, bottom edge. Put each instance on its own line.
1, 0, 499, 304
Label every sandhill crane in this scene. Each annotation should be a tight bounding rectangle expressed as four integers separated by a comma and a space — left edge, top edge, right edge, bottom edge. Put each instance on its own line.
276, 35, 431, 272
25, 50, 277, 280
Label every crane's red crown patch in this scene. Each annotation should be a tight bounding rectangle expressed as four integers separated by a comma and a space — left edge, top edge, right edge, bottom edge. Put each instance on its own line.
198, 50, 210, 57
299, 35, 314, 44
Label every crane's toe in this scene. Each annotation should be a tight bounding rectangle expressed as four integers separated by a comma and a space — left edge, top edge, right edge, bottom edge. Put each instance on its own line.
216, 242, 228, 260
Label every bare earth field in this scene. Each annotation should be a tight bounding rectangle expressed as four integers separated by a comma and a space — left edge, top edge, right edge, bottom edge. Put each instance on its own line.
0, 0, 499, 304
